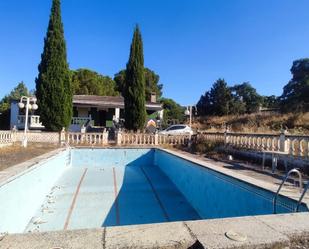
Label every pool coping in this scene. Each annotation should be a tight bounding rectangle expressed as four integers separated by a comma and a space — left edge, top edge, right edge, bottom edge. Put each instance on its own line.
2, 212, 309, 248
1, 146, 309, 248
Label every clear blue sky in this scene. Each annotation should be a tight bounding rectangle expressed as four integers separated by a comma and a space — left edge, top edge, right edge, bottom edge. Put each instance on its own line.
0, 0, 308, 105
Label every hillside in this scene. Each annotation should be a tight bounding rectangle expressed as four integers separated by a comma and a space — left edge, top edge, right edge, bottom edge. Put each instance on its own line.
193, 112, 309, 135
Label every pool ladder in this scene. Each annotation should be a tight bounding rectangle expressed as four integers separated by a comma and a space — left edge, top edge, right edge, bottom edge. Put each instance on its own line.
273, 168, 309, 214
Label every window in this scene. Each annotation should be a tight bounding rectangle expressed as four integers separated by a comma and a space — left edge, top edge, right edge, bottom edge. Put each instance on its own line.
167, 125, 185, 131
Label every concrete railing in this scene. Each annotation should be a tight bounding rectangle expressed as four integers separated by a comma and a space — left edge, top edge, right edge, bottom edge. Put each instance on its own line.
286, 134, 309, 158
17, 115, 44, 129
0, 131, 13, 147
117, 132, 191, 146
1, 128, 307, 158
67, 132, 108, 145
196, 131, 309, 158
118, 133, 156, 145
157, 134, 190, 145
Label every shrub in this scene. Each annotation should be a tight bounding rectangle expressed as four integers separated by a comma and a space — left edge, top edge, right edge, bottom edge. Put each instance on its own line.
191, 138, 223, 155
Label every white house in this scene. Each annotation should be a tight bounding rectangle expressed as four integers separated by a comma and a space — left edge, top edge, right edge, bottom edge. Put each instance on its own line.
10, 100, 44, 130
10, 94, 163, 131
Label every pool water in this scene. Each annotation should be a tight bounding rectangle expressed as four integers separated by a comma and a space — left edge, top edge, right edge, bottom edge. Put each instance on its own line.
0, 148, 307, 233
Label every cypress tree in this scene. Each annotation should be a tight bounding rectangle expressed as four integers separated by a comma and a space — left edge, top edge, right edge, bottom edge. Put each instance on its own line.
35, 0, 72, 131
124, 25, 146, 131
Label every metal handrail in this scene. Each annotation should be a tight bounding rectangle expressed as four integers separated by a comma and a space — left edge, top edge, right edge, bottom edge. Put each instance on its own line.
273, 168, 302, 214
296, 182, 309, 212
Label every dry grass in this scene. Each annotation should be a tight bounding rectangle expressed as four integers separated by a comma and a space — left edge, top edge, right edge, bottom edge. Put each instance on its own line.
0, 143, 59, 171
193, 112, 309, 134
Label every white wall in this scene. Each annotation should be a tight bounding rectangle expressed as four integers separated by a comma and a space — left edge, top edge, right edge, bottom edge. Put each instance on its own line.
0, 150, 69, 233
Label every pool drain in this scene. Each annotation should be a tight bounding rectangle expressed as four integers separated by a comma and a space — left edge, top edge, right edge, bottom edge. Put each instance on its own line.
225, 230, 247, 242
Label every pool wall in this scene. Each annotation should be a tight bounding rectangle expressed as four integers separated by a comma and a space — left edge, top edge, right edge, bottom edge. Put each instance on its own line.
0, 147, 307, 234
71, 148, 154, 168
0, 150, 69, 233
154, 149, 307, 219
1, 147, 309, 248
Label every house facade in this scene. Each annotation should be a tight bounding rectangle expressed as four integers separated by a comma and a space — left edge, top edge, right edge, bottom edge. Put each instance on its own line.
10, 94, 163, 131
71, 95, 163, 131
10, 100, 44, 130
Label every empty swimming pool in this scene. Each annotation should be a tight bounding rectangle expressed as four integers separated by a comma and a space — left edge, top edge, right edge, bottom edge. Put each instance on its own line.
0, 148, 308, 233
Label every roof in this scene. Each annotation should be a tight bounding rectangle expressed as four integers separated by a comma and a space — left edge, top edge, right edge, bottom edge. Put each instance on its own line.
73, 95, 163, 111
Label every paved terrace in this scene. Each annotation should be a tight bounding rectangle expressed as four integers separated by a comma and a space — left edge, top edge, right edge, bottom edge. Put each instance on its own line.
1, 147, 309, 248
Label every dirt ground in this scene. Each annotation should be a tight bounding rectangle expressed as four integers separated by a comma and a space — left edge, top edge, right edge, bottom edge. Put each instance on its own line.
0, 143, 59, 171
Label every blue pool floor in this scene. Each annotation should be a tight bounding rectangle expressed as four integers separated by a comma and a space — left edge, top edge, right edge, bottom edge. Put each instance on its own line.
25, 163, 200, 232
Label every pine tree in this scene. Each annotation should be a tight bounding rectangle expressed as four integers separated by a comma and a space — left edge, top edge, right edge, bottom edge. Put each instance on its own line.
124, 25, 146, 131
210, 79, 233, 116
35, 0, 72, 131
280, 59, 309, 112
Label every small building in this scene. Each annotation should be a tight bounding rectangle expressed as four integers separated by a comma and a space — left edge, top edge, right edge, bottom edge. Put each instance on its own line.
258, 106, 280, 115
71, 94, 163, 131
10, 100, 44, 130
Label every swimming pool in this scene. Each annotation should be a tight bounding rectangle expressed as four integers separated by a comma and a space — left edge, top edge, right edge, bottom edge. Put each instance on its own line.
0, 148, 307, 233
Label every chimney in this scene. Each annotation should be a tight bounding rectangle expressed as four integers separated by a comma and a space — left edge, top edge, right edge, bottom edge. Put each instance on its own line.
150, 92, 157, 103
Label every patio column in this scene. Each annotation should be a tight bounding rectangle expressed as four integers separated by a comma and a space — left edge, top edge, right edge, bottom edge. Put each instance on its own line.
115, 108, 120, 121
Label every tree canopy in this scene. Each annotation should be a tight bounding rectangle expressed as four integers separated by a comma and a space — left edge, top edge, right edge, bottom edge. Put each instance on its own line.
0, 82, 30, 129
262, 95, 280, 109
197, 79, 233, 116
160, 98, 185, 125
0, 82, 30, 113
35, 0, 72, 131
72, 69, 119, 96
230, 82, 263, 113
123, 25, 146, 131
114, 67, 163, 100
210, 79, 233, 116
197, 79, 278, 116
280, 58, 309, 112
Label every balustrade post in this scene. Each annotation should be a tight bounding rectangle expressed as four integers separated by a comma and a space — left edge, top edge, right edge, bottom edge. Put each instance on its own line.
102, 129, 108, 145
279, 129, 288, 152
224, 128, 229, 145
154, 133, 158, 145
59, 127, 66, 145
116, 130, 122, 146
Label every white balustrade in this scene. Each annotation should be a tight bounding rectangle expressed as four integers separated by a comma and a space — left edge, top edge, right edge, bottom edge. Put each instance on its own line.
17, 115, 44, 129
67, 132, 108, 145
196, 131, 309, 158
0, 131, 13, 146
116, 132, 190, 146
1, 128, 309, 159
